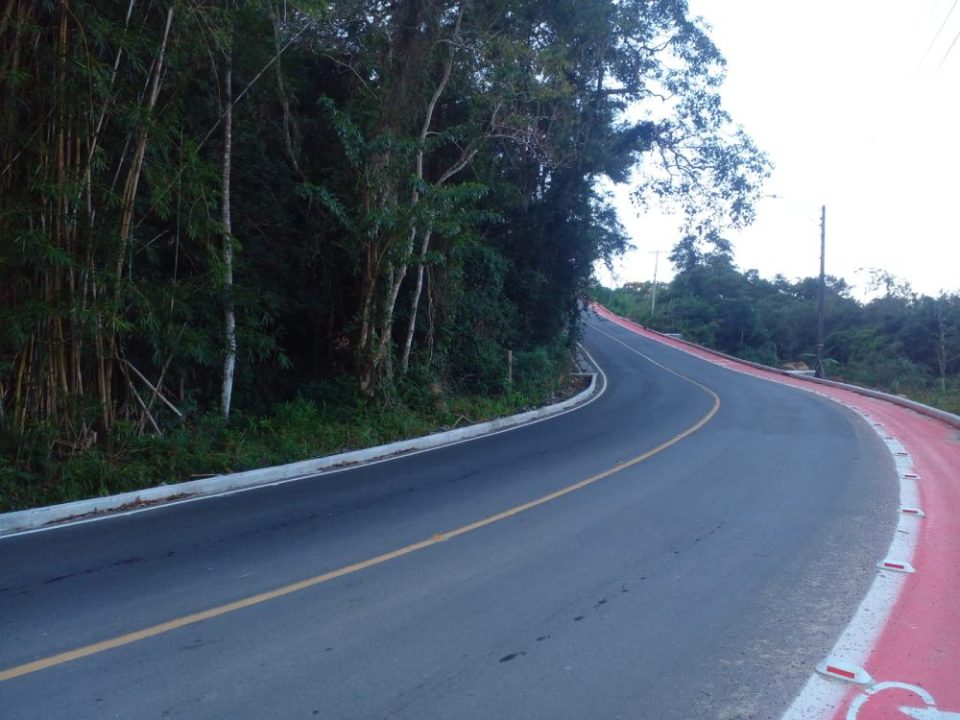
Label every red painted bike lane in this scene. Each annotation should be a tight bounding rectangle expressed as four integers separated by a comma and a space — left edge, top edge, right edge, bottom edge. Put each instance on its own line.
592, 305, 960, 720
832, 400, 960, 720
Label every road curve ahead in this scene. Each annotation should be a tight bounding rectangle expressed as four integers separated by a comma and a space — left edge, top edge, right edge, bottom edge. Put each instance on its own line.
0, 317, 897, 719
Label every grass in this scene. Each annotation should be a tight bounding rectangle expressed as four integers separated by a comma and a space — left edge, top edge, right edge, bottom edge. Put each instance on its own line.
893, 387, 960, 416
0, 357, 584, 513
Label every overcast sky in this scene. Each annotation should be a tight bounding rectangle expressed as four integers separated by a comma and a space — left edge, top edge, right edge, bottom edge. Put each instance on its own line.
600, 0, 960, 299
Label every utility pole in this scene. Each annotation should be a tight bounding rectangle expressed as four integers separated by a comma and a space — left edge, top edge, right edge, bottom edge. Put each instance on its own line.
651, 249, 660, 315
815, 204, 826, 379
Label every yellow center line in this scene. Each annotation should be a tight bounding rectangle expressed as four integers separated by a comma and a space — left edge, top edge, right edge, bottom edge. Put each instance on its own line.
0, 326, 719, 683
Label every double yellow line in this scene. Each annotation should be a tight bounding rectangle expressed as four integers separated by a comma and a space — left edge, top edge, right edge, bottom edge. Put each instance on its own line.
0, 326, 719, 683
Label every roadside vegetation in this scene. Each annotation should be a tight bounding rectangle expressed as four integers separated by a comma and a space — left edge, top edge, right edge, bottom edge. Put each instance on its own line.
594, 234, 960, 414
0, 347, 579, 511
0, 1, 768, 511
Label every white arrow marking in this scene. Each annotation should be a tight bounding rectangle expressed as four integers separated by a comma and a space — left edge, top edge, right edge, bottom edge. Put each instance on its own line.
901, 707, 960, 719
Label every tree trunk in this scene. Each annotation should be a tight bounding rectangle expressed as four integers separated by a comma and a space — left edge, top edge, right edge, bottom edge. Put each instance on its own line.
399, 226, 433, 374
220, 41, 236, 419
357, 233, 384, 396
938, 306, 948, 393
269, 5, 304, 179
355, 1, 454, 394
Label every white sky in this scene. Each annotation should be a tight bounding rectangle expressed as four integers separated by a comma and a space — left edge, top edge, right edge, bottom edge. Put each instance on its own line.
600, 0, 960, 299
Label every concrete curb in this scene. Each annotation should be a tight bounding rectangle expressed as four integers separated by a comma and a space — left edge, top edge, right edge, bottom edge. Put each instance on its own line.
593, 304, 960, 430
0, 359, 602, 536
669, 335, 960, 430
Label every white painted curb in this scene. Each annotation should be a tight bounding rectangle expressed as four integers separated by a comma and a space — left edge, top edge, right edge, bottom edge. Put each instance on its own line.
0, 361, 602, 536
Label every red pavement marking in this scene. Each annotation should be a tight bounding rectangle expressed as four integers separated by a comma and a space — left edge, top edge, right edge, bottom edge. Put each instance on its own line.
849, 683, 940, 720
826, 666, 857, 680
593, 305, 960, 719
837, 404, 960, 719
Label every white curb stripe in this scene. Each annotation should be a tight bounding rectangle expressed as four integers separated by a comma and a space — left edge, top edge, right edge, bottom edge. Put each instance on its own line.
781, 416, 917, 719
0, 347, 607, 538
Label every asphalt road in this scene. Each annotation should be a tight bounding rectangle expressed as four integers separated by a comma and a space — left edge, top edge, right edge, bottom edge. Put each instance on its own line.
0, 317, 897, 719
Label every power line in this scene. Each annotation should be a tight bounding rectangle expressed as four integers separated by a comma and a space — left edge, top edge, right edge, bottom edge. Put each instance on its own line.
927, 0, 944, 23
938, 27, 960, 68
913, 0, 959, 75
765, 193, 819, 225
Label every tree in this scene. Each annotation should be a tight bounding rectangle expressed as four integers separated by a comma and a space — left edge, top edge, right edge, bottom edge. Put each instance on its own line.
219, 8, 237, 419
2, 0, 772, 488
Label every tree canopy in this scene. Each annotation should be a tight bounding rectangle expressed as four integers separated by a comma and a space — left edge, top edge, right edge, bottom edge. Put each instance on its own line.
595, 249, 960, 412
1, 0, 768, 504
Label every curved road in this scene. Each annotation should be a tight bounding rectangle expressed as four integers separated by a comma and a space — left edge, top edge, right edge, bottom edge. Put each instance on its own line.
0, 318, 898, 719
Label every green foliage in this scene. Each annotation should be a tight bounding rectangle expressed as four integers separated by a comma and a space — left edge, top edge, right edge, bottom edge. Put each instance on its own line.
441, 242, 517, 395
512, 342, 571, 399
596, 253, 960, 414
0, 359, 578, 512
2, 0, 771, 509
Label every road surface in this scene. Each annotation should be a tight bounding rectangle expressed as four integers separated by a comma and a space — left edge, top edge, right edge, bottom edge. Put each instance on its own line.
0, 317, 897, 719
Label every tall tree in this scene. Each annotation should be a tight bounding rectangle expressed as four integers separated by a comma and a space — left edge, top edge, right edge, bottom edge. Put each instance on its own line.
219, 14, 237, 419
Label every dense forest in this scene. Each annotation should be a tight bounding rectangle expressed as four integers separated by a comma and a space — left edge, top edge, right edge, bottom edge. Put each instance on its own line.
0, 1, 768, 509
594, 232, 960, 413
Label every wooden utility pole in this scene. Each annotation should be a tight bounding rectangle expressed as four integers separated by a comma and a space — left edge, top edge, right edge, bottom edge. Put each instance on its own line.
815, 204, 826, 379
651, 249, 660, 315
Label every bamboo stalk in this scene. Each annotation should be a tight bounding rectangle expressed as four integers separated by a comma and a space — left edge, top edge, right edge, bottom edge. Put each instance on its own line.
120, 359, 183, 418
81, 0, 137, 224
114, 6, 174, 287
0, 0, 17, 39
144, 354, 174, 418
120, 363, 161, 436
13, 340, 28, 432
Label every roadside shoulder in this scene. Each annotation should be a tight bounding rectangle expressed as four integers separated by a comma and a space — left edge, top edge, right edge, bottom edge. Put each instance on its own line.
0, 347, 605, 537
